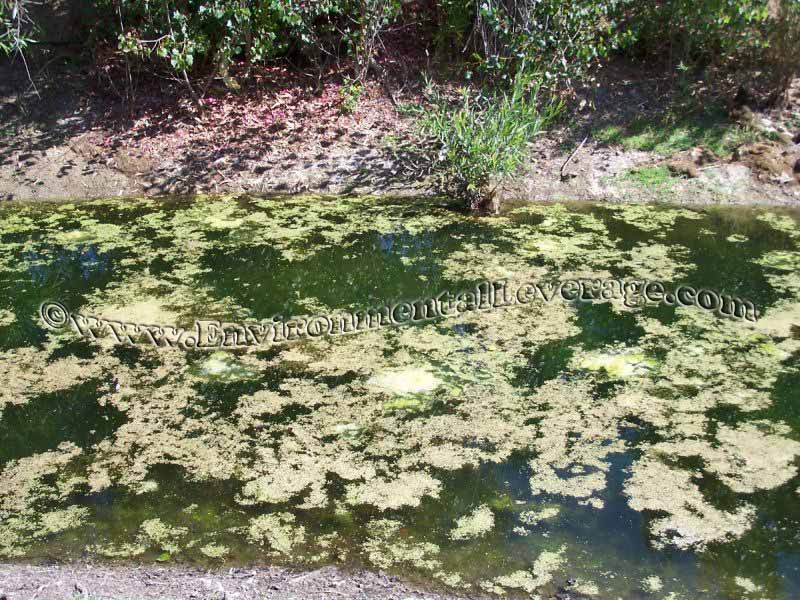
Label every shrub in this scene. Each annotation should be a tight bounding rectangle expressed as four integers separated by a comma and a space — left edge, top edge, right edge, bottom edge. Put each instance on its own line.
468, 0, 635, 91
627, 0, 800, 103
419, 67, 562, 210
100, 0, 401, 91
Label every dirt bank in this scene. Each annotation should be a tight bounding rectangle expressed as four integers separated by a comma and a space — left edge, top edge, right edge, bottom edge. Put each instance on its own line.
1, 58, 799, 204
0, 563, 496, 600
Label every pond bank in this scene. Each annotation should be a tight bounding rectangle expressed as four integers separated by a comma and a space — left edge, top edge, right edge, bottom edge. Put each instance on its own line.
2, 60, 799, 206
0, 563, 487, 600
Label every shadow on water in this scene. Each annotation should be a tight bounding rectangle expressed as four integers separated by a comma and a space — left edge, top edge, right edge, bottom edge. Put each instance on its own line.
0, 379, 124, 466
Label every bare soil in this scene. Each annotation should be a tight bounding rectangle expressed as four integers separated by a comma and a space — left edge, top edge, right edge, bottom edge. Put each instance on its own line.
2, 59, 799, 206
0, 563, 495, 600
0, 59, 424, 203
501, 62, 800, 205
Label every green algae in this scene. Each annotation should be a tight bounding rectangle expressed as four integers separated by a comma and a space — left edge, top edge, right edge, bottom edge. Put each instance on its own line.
1, 196, 800, 599
577, 348, 657, 380
0, 309, 15, 327
248, 513, 306, 555
449, 505, 495, 541
368, 367, 444, 396
139, 518, 189, 554
193, 351, 262, 382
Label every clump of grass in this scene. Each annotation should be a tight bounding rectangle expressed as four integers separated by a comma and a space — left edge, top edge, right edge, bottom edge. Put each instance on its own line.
419, 69, 562, 210
594, 106, 763, 157
622, 165, 674, 187
617, 165, 678, 199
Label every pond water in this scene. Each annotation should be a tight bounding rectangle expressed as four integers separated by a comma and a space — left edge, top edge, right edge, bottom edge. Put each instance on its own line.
1, 195, 800, 599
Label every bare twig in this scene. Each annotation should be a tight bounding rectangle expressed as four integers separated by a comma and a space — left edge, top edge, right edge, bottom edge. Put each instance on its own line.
560, 135, 588, 181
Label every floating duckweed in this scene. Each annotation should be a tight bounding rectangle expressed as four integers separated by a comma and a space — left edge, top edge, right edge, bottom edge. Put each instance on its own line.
333, 422, 362, 439
621, 243, 694, 281
53, 219, 125, 250
756, 250, 800, 272
649, 422, 800, 493
0, 346, 113, 408
36, 506, 90, 537
726, 234, 749, 243
96, 298, 180, 327
139, 518, 189, 554
364, 519, 441, 571
490, 546, 566, 593
195, 351, 261, 382
577, 348, 656, 379
367, 367, 444, 396
604, 204, 703, 236
200, 543, 230, 559
346, 471, 442, 511
88, 542, 147, 558
642, 575, 664, 593
757, 211, 800, 240
434, 571, 465, 588
0, 442, 84, 557
0, 309, 15, 327
492, 570, 538, 593
625, 456, 756, 550
449, 505, 495, 541
519, 506, 560, 526
136, 480, 159, 495
733, 576, 762, 594
1, 197, 800, 597
573, 580, 600, 596
0, 210, 36, 234
248, 513, 306, 555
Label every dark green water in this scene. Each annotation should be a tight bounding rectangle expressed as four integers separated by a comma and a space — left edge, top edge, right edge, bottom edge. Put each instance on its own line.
1, 195, 799, 599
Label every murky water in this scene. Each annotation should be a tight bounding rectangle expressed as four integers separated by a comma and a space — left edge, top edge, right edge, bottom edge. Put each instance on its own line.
1, 195, 800, 599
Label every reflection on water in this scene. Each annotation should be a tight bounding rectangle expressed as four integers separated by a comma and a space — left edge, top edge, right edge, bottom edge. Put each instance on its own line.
1, 195, 799, 599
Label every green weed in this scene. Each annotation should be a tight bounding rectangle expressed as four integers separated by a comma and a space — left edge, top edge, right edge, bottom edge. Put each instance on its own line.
594, 107, 763, 157
419, 68, 562, 209
339, 78, 363, 114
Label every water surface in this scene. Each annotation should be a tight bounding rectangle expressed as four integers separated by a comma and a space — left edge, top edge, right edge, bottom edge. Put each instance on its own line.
1, 195, 799, 599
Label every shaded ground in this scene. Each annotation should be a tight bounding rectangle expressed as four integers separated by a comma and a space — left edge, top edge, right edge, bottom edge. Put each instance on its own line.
0, 563, 493, 600
0, 57, 425, 202
1, 57, 799, 205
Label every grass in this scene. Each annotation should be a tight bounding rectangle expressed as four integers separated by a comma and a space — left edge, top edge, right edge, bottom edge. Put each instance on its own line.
593, 106, 763, 157
608, 164, 678, 199
418, 69, 562, 208
621, 164, 674, 187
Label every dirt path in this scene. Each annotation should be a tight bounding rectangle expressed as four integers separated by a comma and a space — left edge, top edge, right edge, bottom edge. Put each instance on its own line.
0, 563, 494, 600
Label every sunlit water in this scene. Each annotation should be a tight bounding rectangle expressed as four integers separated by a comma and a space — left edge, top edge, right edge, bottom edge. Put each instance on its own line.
1, 195, 799, 599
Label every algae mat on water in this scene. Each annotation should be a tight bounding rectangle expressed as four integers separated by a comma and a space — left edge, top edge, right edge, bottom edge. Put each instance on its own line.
1, 195, 800, 599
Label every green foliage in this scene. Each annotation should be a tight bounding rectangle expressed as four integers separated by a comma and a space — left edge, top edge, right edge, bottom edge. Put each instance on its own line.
628, 0, 800, 99
12, 0, 792, 104
339, 77, 364, 114
469, 0, 635, 89
109, 0, 286, 77
621, 165, 674, 188
631, 0, 771, 66
0, 0, 35, 56
419, 68, 562, 208
101, 0, 401, 85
